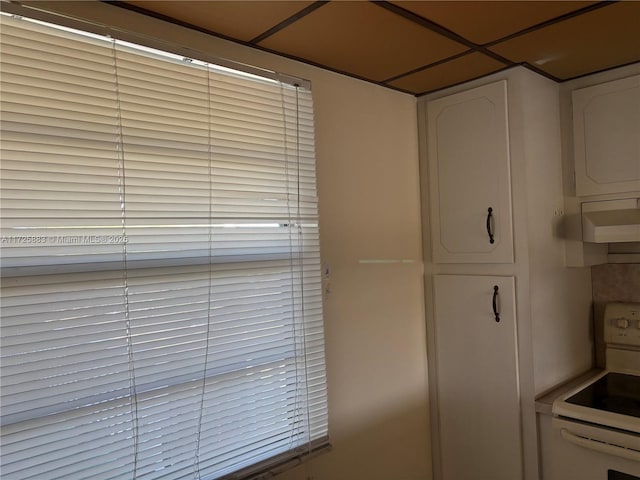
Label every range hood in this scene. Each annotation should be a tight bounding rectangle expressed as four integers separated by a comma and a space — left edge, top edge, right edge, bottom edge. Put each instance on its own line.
582, 199, 640, 243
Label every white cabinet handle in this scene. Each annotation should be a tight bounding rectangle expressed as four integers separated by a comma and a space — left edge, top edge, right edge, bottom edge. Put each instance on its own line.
560, 428, 640, 462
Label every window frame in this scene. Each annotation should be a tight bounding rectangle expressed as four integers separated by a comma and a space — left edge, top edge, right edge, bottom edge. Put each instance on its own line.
0, 6, 329, 480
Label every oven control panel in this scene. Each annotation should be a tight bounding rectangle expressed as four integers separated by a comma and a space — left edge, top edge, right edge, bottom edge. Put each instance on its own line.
604, 302, 640, 347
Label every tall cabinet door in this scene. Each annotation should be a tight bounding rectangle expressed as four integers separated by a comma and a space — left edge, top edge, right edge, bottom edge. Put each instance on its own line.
427, 80, 514, 263
433, 275, 522, 480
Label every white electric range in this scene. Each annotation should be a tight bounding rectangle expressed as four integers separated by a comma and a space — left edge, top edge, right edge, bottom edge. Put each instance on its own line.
549, 302, 640, 480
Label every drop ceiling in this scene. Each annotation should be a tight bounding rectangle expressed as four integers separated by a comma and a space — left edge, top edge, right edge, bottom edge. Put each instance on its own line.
115, 1, 640, 96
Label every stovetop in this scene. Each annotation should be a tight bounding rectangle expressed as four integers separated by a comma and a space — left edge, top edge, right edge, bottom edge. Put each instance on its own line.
566, 372, 640, 419
551, 303, 640, 434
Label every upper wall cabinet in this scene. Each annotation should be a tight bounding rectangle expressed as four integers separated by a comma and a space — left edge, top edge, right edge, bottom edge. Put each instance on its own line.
572, 75, 640, 196
427, 80, 514, 263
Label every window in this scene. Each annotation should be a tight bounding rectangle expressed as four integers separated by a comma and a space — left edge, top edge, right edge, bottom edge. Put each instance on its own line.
0, 12, 328, 480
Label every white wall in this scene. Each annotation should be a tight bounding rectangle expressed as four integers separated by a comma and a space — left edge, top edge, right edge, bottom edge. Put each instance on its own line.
517, 70, 593, 395
25, 2, 432, 479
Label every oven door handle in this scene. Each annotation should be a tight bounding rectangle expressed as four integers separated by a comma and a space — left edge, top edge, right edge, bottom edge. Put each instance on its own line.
560, 428, 640, 462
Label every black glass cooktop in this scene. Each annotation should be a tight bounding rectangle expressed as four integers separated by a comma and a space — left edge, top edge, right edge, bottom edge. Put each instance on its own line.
566, 373, 640, 418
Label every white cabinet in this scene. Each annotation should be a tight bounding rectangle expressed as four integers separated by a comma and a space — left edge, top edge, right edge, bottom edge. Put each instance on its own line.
426, 80, 514, 264
572, 74, 640, 196
433, 274, 522, 480
420, 67, 594, 480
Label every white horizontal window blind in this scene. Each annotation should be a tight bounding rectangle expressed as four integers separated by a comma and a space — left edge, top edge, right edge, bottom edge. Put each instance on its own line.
0, 13, 328, 480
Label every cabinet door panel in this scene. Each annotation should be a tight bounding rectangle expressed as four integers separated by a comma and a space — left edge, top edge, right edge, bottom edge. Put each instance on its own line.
434, 275, 522, 480
427, 80, 514, 263
573, 75, 640, 196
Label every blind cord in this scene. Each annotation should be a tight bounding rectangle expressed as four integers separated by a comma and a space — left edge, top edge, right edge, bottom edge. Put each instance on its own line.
113, 38, 140, 479
294, 86, 313, 458
282, 82, 302, 454
282, 84, 313, 459
193, 64, 216, 480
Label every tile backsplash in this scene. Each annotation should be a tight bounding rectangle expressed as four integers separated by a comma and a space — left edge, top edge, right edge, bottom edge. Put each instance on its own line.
591, 263, 640, 366
592, 263, 640, 303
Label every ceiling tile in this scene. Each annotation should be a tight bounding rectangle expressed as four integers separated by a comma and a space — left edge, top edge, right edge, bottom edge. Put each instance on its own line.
391, 1, 596, 45
389, 52, 506, 94
123, 1, 314, 42
258, 1, 468, 82
489, 2, 640, 79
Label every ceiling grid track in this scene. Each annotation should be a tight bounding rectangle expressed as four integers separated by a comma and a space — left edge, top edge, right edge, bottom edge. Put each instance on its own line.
249, 1, 329, 44
95, 0, 640, 96
481, 0, 618, 49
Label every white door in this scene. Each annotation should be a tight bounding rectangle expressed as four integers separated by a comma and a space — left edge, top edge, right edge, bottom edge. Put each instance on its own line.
427, 80, 514, 264
433, 274, 522, 480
